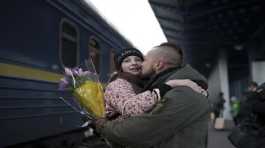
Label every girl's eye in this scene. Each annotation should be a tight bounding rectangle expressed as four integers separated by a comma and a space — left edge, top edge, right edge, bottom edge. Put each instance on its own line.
123, 59, 131, 63
135, 58, 142, 62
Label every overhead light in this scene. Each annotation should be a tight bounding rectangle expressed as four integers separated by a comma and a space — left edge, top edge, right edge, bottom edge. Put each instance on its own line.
205, 63, 211, 68
234, 45, 243, 51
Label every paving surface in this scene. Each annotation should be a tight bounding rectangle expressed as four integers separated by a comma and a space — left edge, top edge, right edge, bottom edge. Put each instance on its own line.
208, 120, 236, 148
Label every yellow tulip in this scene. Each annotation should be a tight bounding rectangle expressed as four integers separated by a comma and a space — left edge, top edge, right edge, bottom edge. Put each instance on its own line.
73, 81, 105, 118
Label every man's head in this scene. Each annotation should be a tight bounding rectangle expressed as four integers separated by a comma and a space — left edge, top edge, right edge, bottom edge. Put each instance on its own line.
141, 42, 183, 78
248, 81, 258, 92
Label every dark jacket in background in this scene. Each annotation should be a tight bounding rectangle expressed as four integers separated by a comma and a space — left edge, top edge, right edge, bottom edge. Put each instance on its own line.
237, 91, 265, 126
100, 65, 210, 148
234, 87, 265, 148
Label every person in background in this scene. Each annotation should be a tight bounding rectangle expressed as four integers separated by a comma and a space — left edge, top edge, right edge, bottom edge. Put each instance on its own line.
214, 92, 226, 119
230, 96, 240, 125
97, 43, 209, 148
228, 83, 265, 148
236, 81, 258, 124
247, 81, 258, 92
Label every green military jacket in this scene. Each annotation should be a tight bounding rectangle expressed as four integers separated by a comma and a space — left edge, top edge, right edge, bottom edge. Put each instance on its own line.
100, 65, 210, 148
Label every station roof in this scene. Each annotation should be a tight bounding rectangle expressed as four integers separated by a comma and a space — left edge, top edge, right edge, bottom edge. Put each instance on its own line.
149, 0, 265, 77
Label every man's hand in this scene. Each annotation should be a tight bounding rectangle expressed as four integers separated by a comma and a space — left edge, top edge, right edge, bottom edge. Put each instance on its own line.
93, 118, 107, 131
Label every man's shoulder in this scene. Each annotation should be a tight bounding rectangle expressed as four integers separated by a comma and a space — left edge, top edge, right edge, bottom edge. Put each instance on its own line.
167, 65, 207, 84
164, 87, 209, 108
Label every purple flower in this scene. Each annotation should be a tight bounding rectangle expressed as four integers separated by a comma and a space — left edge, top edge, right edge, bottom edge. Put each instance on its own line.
59, 66, 96, 90
64, 67, 73, 76
80, 70, 92, 77
72, 67, 83, 76
59, 77, 69, 90
72, 67, 78, 75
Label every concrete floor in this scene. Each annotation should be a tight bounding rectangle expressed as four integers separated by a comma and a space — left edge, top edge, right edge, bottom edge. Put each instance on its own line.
208, 120, 236, 148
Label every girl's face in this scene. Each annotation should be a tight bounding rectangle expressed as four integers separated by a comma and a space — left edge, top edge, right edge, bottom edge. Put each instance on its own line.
121, 55, 143, 76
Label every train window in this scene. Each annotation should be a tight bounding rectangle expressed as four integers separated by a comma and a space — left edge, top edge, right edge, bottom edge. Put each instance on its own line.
59, 19, 79, 68
88, 37, 100, 74
109, 49, 115, 73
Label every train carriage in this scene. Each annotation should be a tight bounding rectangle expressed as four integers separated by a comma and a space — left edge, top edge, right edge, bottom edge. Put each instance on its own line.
0, 0, 132, 147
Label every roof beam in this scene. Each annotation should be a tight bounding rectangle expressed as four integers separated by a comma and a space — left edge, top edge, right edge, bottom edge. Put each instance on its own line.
162, 25, 183, 34
167, 36, 235, 45
149, 0, 181, 10
156, 14, 184, 24
187, 0, 262, 21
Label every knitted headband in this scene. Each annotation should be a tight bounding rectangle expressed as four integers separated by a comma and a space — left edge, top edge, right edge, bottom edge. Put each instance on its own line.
114, 48, 144, 70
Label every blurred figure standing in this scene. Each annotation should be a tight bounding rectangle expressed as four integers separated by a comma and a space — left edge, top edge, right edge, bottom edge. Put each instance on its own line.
230, 96, 240, 125
236, 81, 258, 124
228, 82, 265, 148
214, 92, 226, 119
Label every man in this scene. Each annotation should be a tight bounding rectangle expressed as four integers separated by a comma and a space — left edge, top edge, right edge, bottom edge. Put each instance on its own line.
97, 43, 210, 148
214, 92, 225, 118
228, 83, 265, 148
236, 81, 259, 124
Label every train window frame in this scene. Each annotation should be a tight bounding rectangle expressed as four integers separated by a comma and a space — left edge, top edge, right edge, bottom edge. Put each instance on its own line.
109, 48, 116, 73
59, 18, 80, 68
88, 36, 101, 74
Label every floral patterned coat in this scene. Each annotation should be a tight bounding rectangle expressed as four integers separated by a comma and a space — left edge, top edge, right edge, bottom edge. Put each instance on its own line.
104, 78, 158, 118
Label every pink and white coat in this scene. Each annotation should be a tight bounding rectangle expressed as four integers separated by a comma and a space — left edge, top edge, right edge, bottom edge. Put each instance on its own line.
104, 78, 159, 118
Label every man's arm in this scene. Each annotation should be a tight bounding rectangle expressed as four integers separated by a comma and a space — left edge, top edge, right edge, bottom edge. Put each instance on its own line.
99, 87, 209, 147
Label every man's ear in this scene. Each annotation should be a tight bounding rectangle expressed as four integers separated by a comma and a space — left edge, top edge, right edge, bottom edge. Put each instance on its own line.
154, 60, 164, 72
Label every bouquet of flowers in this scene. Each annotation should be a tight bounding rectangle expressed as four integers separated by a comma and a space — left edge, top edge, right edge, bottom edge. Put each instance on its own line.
59, 67, 105, 118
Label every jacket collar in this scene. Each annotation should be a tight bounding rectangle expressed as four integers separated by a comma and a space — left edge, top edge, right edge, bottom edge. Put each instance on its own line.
144, 66, 182, 89
118, 72, 145, 89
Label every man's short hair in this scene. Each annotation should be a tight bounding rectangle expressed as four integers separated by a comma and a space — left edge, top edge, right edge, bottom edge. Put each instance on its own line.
157, 42, 183, 59
154, 42, 183, 66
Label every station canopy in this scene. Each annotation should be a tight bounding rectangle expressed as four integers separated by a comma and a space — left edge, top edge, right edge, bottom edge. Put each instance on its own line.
149, 0, 265, 76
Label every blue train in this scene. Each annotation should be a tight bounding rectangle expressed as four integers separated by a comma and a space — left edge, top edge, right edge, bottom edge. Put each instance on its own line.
0, 0, 132, 147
